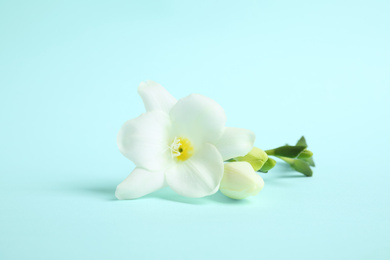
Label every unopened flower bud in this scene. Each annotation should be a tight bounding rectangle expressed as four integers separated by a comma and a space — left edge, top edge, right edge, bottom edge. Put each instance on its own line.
297, 149, 313, 159
235, 147, 268, 171
220, 162, 265, 200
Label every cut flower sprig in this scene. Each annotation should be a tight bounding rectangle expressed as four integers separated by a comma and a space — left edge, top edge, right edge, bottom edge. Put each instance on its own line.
229, 136, 315, 177
116, 81, 316, 201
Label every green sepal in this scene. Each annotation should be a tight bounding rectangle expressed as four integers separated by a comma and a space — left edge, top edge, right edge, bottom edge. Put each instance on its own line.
266, 145, 306, 158
279, 157, 313, 177
301, 157, 316, 167
258, 157, 277, 173
235, 147, 268, 172
296, 136, 308, 148
296, 136, 315, 166
291, 160, 313, 177
297, 149, 313, 159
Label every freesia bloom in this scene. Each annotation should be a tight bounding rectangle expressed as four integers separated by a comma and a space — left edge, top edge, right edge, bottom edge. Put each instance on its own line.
116, 81, 255, 199
220, 162, 265, 200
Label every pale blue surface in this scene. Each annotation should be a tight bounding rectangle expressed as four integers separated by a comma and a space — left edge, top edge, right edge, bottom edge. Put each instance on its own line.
1, 1, 389, 259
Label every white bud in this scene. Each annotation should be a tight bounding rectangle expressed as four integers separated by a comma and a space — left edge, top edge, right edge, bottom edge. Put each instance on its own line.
220, 162, 265, 200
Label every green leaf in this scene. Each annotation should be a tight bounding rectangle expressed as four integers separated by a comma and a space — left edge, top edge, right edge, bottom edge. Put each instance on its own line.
296, 136, 308, 148
258, 157, 277, 173
266, 145, 306, 158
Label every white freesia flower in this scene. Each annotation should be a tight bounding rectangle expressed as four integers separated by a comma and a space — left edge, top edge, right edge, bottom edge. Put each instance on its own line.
220, 162, 265, 200
116, 81, 255, 199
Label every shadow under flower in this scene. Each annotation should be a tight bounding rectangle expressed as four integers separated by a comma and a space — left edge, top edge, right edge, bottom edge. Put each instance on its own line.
84, 184, 117, 200
142, 187, 251, 205
261, 163, 309, 184
58, 180, 119, 201
66, 180, 251, 205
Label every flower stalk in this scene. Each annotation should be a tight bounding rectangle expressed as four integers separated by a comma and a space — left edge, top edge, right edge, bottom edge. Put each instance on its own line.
228, 136, 315, 177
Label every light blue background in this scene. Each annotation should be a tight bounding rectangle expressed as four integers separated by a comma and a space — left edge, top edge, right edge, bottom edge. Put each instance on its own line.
1, 0, 389, 259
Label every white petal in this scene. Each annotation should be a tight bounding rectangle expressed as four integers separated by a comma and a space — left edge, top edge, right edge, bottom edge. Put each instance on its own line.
220, 162, 264, 200
138, 80, 177, 114
115, 168, 165, 199
169, 94, 226, 147
215, 127, 256, 160
165, 144, 224, 198
117, 111, 172, 171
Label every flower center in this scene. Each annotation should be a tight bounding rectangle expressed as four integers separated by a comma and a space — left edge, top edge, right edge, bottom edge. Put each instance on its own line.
169, 137, 194, 161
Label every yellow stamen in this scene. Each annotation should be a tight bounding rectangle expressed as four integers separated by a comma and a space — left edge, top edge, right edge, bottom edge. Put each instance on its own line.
170, 137, 194, 161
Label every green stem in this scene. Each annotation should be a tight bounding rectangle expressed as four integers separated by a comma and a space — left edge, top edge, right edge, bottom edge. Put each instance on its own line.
276, 156, 294, 165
